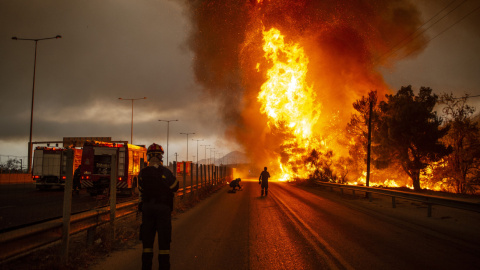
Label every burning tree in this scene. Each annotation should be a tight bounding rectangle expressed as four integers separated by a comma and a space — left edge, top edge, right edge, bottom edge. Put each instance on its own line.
430, 93, 480, 194
373, 86, 451, 191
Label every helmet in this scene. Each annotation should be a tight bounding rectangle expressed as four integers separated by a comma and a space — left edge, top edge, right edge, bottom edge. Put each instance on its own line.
147, 143, 164, 161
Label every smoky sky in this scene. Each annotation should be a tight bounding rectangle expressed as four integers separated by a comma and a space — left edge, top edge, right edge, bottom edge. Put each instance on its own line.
176, 0, 480, 166
0, 0, 236, 161
1, 0, 479, 164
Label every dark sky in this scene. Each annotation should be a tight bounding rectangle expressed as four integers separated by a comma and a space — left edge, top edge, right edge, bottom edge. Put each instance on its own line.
1, 0, 479, 163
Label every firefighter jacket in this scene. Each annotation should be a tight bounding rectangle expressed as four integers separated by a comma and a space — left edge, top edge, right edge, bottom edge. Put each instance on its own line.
138, 165, 179, 211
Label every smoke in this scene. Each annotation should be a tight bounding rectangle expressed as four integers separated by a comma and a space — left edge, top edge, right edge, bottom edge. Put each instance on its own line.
177, 0, 428, 168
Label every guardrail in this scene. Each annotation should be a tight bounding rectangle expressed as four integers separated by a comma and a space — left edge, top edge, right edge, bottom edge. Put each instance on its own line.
0, 199, 139, 263
314, 181, 480, 216
0, 182, 220, 264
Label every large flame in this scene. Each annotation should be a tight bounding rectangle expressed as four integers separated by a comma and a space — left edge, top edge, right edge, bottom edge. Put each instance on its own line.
257, 27, 321, 181
180, 0, 430, 186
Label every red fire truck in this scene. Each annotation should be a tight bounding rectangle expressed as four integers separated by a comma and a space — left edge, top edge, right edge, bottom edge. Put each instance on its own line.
32, 147, 83, 190
80, 141, 147, 196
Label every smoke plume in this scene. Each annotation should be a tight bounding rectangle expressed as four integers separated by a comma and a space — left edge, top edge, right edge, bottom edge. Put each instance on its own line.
177, 0, 428, 170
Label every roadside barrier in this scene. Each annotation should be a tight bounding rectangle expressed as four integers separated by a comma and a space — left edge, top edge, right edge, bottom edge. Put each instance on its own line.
0, 173, 33, 185
0, 180, 223, 264
315, 181, 480, 217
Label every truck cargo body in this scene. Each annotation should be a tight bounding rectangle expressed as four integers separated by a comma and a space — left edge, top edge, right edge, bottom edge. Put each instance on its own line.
32, 147, 82, 190
80, 141, 147, 196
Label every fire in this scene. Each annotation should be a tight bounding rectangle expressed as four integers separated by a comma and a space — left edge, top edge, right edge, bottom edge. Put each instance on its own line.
180, 1, 431, 188
257, 27, 321, 181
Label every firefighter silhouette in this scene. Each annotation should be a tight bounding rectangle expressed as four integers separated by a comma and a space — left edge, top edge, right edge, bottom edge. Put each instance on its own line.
229, 178, 242, 192
138, 143, 179, 270
73, 165, 81, 194
259, 167, 271, 196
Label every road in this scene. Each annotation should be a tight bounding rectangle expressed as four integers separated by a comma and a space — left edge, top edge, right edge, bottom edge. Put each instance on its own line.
91, 180, 480, 270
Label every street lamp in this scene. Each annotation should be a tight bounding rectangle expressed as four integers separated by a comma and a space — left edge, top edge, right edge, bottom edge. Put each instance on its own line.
192, 139, 204, 164
200, 144, 210, 165
158, 119, 178, 166
118, 97, 147, 145
208, 148, 215, 165
12, 35, 62, 173
180, 132, 195, 161
213, 151, 218, 165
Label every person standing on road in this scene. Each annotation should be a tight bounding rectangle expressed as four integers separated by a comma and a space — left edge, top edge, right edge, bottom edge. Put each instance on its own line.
138, 143, 179, 270
259, 167, 271, 196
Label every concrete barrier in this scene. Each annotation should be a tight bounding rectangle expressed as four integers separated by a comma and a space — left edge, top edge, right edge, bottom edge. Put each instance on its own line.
0, 174, 33, 185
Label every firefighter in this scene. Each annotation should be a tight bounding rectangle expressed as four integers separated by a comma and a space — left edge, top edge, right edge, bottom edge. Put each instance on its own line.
259, 167, 271, 196
73, 165, 81, 195
138, 143, 179, 270
229, 178, 242, 191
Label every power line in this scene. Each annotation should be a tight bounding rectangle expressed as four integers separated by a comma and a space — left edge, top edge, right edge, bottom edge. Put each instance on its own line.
377, 0, 460, 62
427, 4, 480, 42
377, 0, 470, 62
452, 94, 480, 99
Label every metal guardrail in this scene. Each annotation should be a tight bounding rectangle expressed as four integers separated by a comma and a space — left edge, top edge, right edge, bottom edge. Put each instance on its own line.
0, 200, 137, 262
0, 182, 218, 263
315, 181, 480, 216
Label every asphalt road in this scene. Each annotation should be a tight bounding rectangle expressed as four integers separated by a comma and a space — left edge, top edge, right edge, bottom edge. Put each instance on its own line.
90, 180, 480, 270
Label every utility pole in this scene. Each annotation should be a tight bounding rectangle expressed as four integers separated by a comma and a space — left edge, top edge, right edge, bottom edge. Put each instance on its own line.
208, 148, 215, 165
366, 96, 374, 188
180, 132, 195, 161
12, 35, 62, 173
118, 97, 147, 145
193, 139, 204, 164
200, 144, 210, 165
158, 119, 178, 166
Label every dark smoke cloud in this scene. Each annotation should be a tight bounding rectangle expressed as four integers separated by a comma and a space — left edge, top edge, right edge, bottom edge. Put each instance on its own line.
176, 0, 428, 167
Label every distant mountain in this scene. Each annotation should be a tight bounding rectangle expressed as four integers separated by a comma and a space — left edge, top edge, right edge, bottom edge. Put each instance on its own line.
197, 150, 249, 165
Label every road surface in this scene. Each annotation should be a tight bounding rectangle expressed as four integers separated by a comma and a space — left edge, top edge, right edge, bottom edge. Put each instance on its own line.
90, 179, 480, 270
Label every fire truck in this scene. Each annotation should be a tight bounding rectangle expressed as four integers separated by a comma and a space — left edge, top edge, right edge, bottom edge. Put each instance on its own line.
80, 141, 147, 196
32, 147, 83, 190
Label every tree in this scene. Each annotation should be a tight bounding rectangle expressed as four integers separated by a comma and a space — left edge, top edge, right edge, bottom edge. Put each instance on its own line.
304, 149, 335, 182
434, 93, 480, 194
0, 158, 22, 172
373, 86, 451, 191
346, 91, 379, 182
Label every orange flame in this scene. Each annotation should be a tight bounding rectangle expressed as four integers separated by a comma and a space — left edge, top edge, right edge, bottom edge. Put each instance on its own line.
257, 27, 321, 181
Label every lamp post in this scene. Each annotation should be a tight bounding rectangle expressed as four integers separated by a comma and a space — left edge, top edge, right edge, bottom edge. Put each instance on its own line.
158, 119, 178, 166
192, 139, 204, 164
118, 97, 146, 145
208, 148, 215, 165
180, 132, 195, 161
12, 35, 62, 173
213, 151, 218, 166
200, 144, 210, 165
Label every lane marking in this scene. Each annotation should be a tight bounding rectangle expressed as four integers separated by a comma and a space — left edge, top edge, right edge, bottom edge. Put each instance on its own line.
272, 189, 354, 270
